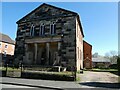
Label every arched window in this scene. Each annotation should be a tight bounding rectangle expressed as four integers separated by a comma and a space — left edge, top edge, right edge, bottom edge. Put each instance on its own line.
30, 24, 35, 36
39, 24, 45, 36
50, 22, 56, 35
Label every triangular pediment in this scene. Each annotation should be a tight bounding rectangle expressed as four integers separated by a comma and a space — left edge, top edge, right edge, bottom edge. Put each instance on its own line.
17, 3, 77, 23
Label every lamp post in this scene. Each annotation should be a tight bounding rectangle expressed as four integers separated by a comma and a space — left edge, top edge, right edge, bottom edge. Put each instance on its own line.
3, 51, 8, 76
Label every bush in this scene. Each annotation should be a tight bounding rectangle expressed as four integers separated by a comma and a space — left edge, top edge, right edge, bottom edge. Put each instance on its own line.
109, 64, 117, 69
96, 63, 107, 69
21, 71, 75, 81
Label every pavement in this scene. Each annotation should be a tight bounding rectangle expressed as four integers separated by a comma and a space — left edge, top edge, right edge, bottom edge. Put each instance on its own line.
1, 84, 36, 88
1, 77, 82, 89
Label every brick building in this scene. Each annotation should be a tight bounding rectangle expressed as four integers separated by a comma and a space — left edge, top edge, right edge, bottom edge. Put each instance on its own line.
14, 3, 85, 71
83, 40, 92, 69
0, 33, 15, 65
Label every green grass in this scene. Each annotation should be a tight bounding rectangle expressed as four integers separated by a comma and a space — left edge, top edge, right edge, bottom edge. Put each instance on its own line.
23, 70, 73, 76
76, 76, 80, 81
83, 68, 118, 72
0, 67, 21, 71
91, 68, 118, 72
0, 67, 73, 76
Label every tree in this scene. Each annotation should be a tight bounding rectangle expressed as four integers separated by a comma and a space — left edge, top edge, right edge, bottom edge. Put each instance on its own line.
104, 50, 118, 64
110, 50, 118, 56
92, 52, 99, 58
104, 52, 110, 59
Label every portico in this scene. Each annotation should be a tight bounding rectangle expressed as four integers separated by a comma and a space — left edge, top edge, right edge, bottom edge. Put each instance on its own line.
24, 36, 62, 66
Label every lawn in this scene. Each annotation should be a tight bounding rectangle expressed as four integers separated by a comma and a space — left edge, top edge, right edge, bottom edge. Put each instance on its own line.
23, 70, 73, 76
0, 67, 21, 71
85, 68, 119, 76
91, 68, 118, 72
0, 66, 78, 81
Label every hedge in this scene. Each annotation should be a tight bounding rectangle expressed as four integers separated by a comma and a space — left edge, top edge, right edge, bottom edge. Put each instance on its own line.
21, 71, 75, 81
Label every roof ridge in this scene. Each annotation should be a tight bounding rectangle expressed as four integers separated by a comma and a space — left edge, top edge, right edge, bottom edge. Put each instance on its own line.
0, 33, 15, 44
16, 3, 78, 24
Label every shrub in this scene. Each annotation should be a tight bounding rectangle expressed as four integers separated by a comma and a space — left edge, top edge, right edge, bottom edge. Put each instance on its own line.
109, 64, 117, 69
96, 63, 106, 69
21, 71, 75, 81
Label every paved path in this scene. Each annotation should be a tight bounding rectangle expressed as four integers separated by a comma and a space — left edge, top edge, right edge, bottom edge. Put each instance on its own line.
1, 84, 35, 88
78, 71, 120, 89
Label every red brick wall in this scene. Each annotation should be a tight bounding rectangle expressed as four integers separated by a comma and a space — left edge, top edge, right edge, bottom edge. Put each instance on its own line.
83, 41, 92, 69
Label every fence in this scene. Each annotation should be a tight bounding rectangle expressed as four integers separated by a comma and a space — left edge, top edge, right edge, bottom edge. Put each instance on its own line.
3, 64, 21, 77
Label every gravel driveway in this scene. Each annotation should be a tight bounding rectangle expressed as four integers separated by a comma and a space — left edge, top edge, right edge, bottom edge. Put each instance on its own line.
79, 71, 118, 83
78, 71, 120, 89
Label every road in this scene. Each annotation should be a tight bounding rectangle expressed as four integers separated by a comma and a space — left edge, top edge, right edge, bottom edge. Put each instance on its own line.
1, 84, 35, 88
1, 77, 81, 89
1, 84, 57, 90
78, 71, 120, 89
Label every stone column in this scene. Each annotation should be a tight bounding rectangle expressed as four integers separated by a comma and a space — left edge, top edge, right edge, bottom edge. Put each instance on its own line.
46, 43, 50, 65
25, 44, 28, 64
58, 42, 61, 50
57, 42, 61, 65
34, 43, 38, 64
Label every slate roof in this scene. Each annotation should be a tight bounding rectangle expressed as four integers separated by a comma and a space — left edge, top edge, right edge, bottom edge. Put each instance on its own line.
0, 33, 15, 44
92, 57, 110, 63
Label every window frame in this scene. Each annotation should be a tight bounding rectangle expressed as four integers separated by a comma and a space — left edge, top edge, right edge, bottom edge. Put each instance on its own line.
30, 24, 35, 36
39, 24, 45, 36
50, 22, 56, 35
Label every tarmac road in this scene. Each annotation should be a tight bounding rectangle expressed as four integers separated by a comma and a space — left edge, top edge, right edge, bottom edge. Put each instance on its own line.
1, 84, 59, 90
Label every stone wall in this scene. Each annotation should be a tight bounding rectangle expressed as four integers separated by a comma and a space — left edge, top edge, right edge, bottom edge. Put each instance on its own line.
14, 16, 76, 68
14, 4, 84, 71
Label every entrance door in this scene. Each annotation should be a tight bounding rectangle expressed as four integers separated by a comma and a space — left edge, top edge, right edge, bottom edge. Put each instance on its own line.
28, 52, 34, 64
41, 48, 46, 65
